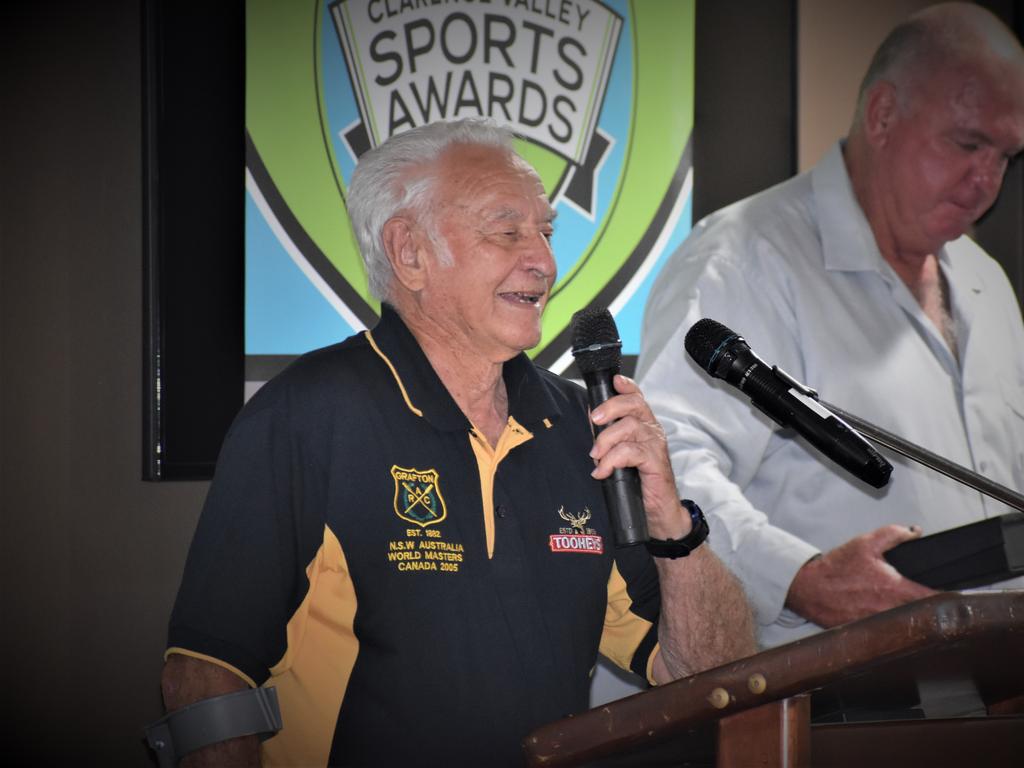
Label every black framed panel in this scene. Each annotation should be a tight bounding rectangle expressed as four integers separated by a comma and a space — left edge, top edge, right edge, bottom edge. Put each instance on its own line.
141, 0, 797, 481
142, 0, 244, 480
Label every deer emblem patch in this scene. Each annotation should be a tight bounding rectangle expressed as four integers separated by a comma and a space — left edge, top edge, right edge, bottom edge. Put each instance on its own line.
549, 505, 604, 555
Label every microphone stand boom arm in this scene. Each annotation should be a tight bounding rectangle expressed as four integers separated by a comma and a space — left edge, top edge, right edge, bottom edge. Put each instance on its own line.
814, 393, 1024, 514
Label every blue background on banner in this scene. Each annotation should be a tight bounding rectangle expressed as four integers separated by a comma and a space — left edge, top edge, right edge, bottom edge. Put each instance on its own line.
246, 191, 356, 352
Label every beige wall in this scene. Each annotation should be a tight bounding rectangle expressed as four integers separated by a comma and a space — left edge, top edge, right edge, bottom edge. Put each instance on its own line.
798, 0, 938, 170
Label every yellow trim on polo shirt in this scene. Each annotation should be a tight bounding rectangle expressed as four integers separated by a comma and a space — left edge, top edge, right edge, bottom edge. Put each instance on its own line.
366, 329, 423, 417
469, 416, 534, 558
599, 562, 655, 683
262, 525, 358, 768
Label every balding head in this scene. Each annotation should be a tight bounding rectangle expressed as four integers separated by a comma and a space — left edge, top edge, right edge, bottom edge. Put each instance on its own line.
852, 3, 1024, 129
843, 3, 1024, 263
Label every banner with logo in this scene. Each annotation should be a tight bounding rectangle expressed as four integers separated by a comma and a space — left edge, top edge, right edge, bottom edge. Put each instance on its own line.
246, 0, 695, 385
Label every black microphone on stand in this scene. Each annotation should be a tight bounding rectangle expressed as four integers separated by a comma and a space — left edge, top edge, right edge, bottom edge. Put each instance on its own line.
684, 318, 893, 489
571, 307, 649, 547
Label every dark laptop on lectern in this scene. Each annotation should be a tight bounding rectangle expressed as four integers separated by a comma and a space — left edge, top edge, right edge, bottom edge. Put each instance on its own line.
884, 513, 1024, 590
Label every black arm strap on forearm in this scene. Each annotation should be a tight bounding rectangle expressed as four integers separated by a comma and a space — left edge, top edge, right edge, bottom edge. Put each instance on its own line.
145, 686, 282, 768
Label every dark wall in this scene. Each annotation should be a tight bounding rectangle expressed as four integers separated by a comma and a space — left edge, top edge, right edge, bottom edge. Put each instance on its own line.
975, 0, 1024, 306
0, 2, 206, 763
694, 0, 796, 221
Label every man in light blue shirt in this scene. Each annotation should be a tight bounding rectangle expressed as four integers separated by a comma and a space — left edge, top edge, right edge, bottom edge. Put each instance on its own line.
638, 3, 1024, 648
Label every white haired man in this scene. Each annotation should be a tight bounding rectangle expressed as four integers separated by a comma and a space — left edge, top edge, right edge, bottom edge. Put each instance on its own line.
160, 119, 755, 767
638, 3, 1024, 650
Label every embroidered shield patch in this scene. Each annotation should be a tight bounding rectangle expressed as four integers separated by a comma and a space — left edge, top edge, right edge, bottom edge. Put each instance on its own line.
391, 465, 447, 528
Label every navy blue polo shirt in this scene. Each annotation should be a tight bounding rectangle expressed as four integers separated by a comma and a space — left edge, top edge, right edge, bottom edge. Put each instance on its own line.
167, 305, 661, 767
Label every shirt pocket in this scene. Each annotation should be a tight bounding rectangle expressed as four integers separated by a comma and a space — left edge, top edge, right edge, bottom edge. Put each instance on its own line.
1001, 375, 1024, 480
1002, 376, 1024, 419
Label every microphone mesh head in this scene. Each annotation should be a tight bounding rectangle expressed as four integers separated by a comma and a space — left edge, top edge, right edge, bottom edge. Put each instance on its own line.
684, 318, 738, 372
571, 307, 621, 374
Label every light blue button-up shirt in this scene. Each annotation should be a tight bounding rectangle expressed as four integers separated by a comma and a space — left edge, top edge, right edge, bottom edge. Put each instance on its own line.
637, 142, 1024, 648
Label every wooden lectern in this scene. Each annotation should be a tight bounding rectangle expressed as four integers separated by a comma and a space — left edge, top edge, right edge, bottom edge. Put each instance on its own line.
523, 592, 1024, 767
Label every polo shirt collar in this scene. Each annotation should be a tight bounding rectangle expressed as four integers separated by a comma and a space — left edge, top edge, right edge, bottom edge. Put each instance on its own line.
369, 304, 562, 432
502, 347, 564, 429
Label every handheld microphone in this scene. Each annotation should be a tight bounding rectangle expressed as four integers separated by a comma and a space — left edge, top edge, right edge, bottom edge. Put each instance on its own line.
684, 318, 893, 489
571, 307, 649, 547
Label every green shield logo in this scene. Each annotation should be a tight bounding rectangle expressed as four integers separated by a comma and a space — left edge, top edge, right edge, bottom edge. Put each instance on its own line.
245, 0, 694, 378
391, 465, 447, 528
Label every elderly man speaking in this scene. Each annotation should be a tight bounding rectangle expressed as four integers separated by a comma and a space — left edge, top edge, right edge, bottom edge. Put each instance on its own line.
158, 119, 754, 767
638, 2, 1024, 650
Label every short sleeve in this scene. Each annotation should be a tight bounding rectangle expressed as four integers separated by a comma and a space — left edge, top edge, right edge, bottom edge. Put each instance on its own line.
599, 544, 660, 683
166, 388, 328, 685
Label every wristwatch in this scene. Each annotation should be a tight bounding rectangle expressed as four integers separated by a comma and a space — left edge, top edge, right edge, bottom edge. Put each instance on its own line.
644, 499, 709, 559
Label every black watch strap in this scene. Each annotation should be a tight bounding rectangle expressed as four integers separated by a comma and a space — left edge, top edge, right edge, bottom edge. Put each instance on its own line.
644, 499, 709, 559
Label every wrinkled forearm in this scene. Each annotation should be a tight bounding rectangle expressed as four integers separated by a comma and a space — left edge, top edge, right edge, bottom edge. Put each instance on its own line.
650, 546, 756, 683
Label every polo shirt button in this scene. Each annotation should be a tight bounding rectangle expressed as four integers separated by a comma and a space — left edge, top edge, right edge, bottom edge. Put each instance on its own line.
497, 505, 507, 518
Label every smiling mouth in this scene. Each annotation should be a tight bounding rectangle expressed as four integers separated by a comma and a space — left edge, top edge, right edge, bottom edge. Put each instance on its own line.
500, 291, 544, 305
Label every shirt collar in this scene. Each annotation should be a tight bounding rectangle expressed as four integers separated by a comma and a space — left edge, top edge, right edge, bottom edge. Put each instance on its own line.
812, 141, 887, 274
812, 141, 957, 276
368, 304, 562, 432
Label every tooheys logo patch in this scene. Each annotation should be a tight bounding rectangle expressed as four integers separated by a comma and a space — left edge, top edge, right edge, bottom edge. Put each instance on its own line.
329, 0, 620, 215
391, 465, 448, 527
549, 505, 604, 554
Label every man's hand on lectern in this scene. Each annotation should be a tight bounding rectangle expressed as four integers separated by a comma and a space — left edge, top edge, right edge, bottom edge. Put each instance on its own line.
785, 524, 937, 628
